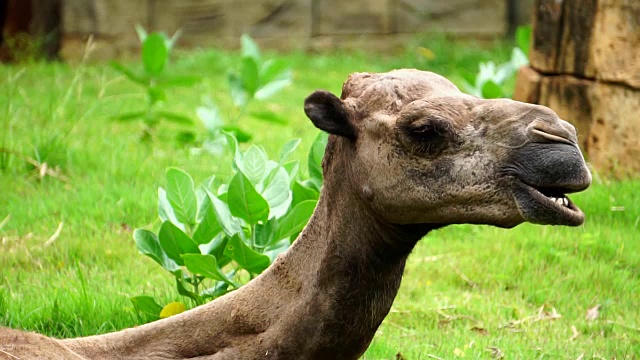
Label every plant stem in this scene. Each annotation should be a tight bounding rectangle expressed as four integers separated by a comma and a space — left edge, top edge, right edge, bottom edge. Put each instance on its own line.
231, 99, 251, 125
248, 225, 257, 280
192, 274, 200, 295
250, 224, 256, 250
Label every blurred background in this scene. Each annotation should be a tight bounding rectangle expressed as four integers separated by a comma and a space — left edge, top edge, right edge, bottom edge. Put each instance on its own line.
0, 0, 534, 60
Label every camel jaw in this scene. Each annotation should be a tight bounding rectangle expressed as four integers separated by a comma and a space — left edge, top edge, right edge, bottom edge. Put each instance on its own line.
512, 180, 586, 226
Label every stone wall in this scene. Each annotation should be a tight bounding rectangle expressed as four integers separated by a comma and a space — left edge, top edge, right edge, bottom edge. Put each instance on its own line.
514, 0, 640, 177
59, 0, 526, 59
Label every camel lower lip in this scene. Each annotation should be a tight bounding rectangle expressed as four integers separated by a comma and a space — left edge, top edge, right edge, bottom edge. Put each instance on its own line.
512, 181, 585, 226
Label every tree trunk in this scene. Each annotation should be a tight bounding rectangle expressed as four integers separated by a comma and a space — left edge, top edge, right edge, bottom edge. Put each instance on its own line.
515, 0, 640, 177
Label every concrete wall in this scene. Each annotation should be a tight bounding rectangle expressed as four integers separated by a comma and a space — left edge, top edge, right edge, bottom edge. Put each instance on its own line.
60, 0, 532, 59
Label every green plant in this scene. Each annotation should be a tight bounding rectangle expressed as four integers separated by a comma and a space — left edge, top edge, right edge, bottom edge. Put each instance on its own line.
197, 34, 293, 150
111, 27, 199, 141
1, 70, 70, 179
0, 69, 23, 172
131, 133, 326, 318
461, 26, 531, 99
1, 38, 95, 180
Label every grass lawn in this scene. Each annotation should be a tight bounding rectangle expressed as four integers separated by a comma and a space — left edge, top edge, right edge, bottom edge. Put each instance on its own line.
1, 36, 639, 359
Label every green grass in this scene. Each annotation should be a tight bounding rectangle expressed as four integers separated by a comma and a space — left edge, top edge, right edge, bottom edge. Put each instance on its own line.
1, 36, 639, 359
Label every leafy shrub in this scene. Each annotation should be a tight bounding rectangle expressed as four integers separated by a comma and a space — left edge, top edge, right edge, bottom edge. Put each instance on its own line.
461, 26, 531, 99
111, 27, 199, 141
197, 35, 293, 151
131, 133, 327, 319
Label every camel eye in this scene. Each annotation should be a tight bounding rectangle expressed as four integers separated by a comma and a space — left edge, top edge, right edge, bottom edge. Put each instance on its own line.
398, 116, 452, 156
411, 124, 445, 142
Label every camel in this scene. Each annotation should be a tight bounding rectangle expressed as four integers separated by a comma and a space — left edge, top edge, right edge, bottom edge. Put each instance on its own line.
0, 69, 591, 360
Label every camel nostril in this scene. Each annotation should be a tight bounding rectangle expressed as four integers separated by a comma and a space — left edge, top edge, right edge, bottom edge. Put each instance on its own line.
531, 127, 577, 145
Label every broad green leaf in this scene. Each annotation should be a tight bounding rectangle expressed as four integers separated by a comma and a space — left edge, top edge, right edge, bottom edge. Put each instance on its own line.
158, 221, 200, 265
158, 110, 193, 125
166, 168, 197, 226
196, 186, 206, 212
255, 78, 291, 100
308, 132, 328, 180
159, 302, 185, 318
131, 295, 162, 320
175, 275, 200, 303
481, 80, 504, 99
227, 171, 269, 225
202, 281, 231, 299
256, 60, 292, 100
199, 233, 228, 261
223, 234, 270, 274
167, 29, 182, 49
135, 25, 148, 42
476, 61, 497, 88
510, 47, 529, 70
241, 34, 261, 62
241, 145, 268, 185
459, 70, 477, 88
516, 25, 532, 57
201, 175, 217, 192
250, 110, 288, 125
142, 33, 168, 76
279, 139, 301, 163
264, 238, 291, 262
273, 200, 317, 241
217, 184, 228, 197
456, 70, 480, 97
113, 111, 145, 122
459, 80, 479, 97
196, 105, 223, 133
157, 74, 201, 87
261, 166, 292, 219
228, 72, 249, 107
254, 160, 279, 193
494, 62, 515, 84
240, 56, 259, 95
110, 61, 147, 85
282, 160, 300, 184
176, 131, 196, 146
182, 254, 237, 287
259, 59, 291, 85
292, 180, 320, 207
302, 177, 322, 193
221, 125, 252, 143
193, 194, 222, 245
222, 131, 241, 167
255, 218, 276, 247
158, 187, 185, 230
205, 190, 242, 236
134, 229, 180, 274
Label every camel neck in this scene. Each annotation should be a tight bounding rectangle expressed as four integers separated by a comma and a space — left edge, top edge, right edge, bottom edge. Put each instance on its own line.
277, 174, 436, 357
63, 151, 437, 360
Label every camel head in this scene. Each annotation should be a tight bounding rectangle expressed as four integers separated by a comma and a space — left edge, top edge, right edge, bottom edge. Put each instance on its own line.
304, 69, 591, 229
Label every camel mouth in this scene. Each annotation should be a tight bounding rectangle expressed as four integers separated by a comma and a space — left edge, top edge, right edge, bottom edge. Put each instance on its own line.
512, 181, 586, 226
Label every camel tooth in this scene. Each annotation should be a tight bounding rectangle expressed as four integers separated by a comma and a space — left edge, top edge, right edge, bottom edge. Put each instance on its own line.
550, 197, 557, 203
563, 198, 568, 207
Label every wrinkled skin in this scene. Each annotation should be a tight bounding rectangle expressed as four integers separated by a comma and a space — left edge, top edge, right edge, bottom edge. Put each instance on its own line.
0, 69, 591, 360
306, 70, 591, 228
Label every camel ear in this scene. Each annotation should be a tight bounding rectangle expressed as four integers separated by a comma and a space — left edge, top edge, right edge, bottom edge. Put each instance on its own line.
304, 90, 356, 139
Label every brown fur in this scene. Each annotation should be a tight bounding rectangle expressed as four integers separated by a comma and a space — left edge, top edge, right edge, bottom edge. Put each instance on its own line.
0, 69, 591, 359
